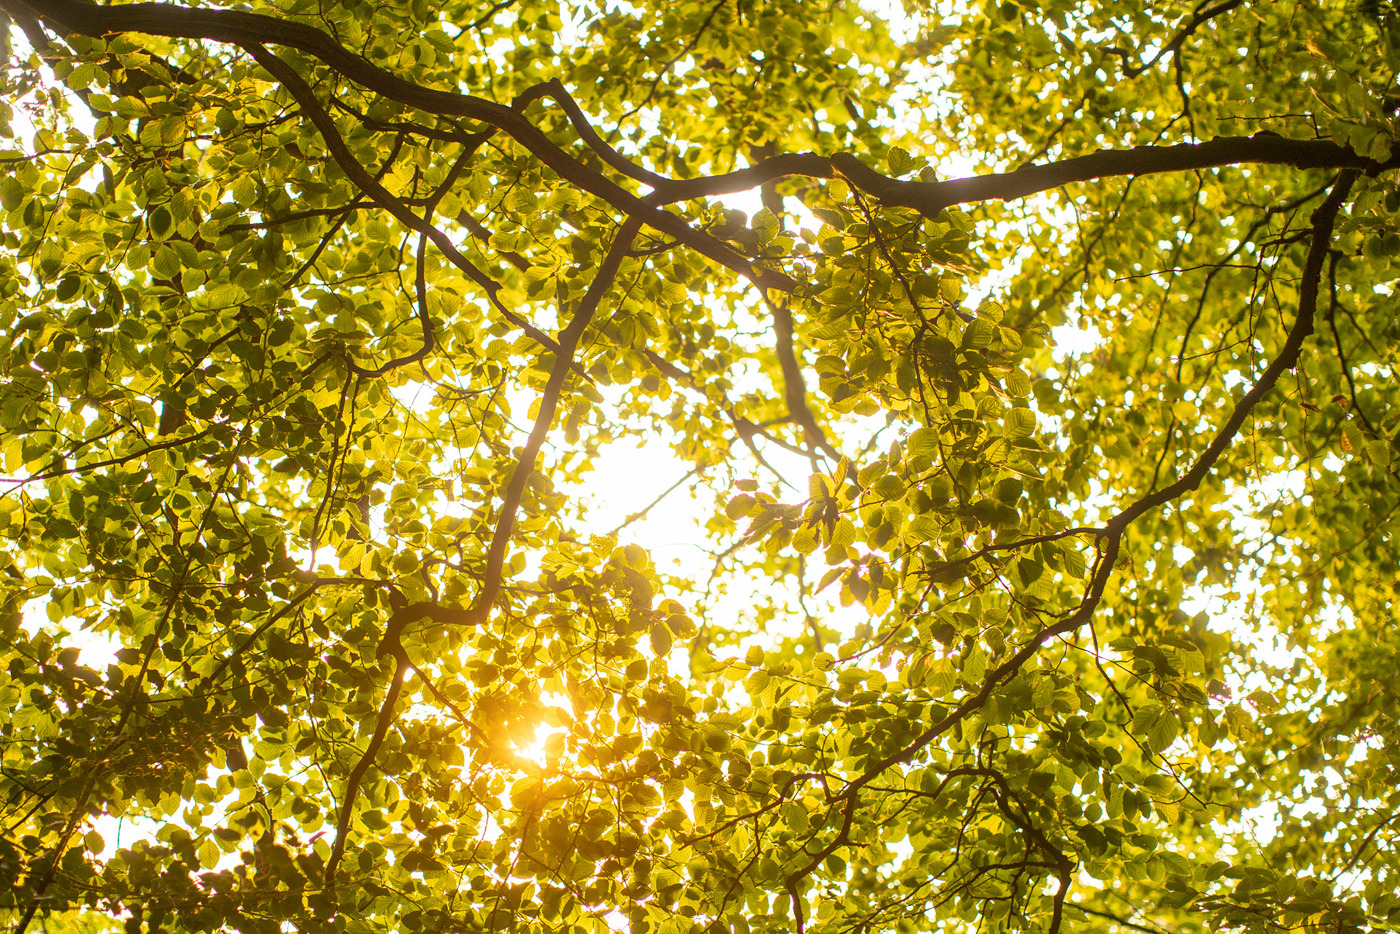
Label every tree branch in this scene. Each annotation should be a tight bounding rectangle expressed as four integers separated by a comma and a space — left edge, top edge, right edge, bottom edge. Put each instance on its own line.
837, 169, 1359, 800
1105, 0, 1247, 79
245, 45, 505, 314
16, 0, 798, 291
25, 0, 1385, 284
1107, 169, 1358, 531
658, 135, 1388, 217
324, 650, 407, 884
465, 216, 645, 621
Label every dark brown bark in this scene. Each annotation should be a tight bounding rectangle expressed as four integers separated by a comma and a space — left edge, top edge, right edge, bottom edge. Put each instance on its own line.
12, 0, 1392, 248
12, 0, 799, 290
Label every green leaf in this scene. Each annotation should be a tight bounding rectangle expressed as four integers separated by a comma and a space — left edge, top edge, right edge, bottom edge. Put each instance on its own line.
151, 244, 182, 279
1005, 408, 1037, 439
0, 176, 22, 211
149, 205, 174, 240
962, 644, 987, 684
650, 624, 673, 656
887, 146, 913, 174
726, 494, 756, 519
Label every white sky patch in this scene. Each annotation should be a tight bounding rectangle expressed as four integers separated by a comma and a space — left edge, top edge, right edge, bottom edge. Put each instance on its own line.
1049, 319, 1106, 358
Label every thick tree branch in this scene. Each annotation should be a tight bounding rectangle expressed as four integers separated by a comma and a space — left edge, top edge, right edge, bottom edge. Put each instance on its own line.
919, 134, 1380, 210
20, 0, 1388, 291
16, 0, 798, 291
658, 136, 1388, 217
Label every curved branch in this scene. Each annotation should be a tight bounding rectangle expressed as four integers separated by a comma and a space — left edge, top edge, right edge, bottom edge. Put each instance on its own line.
784, 792, 859, 934
1067, 904, 1168, 934
651, 136, 1389, 218
766, 295, 839, 461
466, 216, 645, 622
802, 136, 1382, 218
535, 78, 670, 190
246, 45, 505, 312
1107, 169, 1358, 531
23, 1, 1387, 280
1105, 0, 1247, 79
838, 169, 1359, 800
18, 0, 798, 291
371, 217, 647, 633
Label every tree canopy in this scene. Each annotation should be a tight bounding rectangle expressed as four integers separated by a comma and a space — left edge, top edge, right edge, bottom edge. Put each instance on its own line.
1, 0, 1399, 932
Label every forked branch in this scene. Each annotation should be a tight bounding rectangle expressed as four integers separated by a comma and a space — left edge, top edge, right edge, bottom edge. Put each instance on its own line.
321, 217, 644, 882
15, 0, 1395, 277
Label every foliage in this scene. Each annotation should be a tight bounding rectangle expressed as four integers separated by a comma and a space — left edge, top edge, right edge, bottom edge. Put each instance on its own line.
1, 0, 1399, 932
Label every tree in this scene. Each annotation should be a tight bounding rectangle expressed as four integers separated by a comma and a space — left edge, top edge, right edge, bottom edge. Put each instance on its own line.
1, 0, 1398, 931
